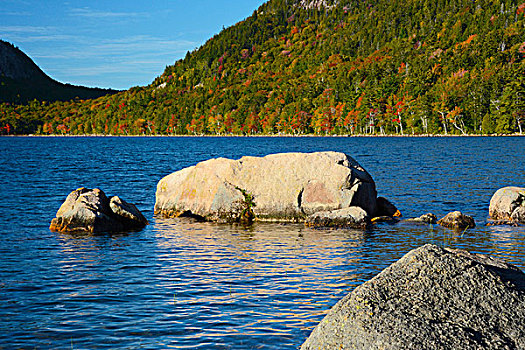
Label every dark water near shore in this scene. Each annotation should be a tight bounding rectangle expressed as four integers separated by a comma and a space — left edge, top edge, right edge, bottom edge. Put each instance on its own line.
0, 136, 524, 349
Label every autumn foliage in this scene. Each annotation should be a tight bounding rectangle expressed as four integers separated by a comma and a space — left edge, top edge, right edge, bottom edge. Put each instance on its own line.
1, 0, 524, 135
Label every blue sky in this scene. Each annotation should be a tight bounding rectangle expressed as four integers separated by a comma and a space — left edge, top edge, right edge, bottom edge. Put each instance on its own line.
1, 0, 267, 89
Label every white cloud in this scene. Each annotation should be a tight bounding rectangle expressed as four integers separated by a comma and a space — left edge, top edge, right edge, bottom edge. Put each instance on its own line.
3, 11, 32, 16
32, 35, 198, 87
2, 0, 31, 5
9, 34, 78, 43
1, 22, 200, 88
69, 7, 145, 19
0, 25, 53, 34
28, 35, 196, 60
92, 35, 197, 55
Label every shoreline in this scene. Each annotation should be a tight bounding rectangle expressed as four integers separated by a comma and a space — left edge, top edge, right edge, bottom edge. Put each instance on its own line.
1, 133, 524, 138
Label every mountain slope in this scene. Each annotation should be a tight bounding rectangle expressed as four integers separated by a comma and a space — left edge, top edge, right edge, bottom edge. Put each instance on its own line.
0, 40, 117, 104
1, 0, 524, 135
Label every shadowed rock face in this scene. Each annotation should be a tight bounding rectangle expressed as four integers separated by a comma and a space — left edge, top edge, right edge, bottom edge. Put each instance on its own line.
154, 152, 377, 223
301, 244, 525, 350
490, 187, 525, 223
375, 196, 401, 217
50, 188, 148, 233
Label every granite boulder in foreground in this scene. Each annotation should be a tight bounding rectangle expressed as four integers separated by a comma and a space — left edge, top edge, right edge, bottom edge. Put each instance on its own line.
50, 187, 148, 233
301, 244, 525, 350
489, 186, 525, 224
155, 152, 377, 224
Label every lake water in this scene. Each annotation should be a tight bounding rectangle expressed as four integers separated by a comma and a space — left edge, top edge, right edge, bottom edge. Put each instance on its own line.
0, 136, 524, 349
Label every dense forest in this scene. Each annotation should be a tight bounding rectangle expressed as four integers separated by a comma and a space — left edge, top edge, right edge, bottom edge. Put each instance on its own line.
1, 0, 524, 135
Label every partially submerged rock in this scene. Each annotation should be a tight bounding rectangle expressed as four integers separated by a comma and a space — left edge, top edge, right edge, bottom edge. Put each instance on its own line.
305, 206, 368, 228
50, 187, 148, 233
437, 211, 475, 230
371, 216, 400, 224
405, 213, 438, 224
489, 186, 525, 224
155, 152, 377, 223
301, 244, 525, 350
486, 220, 521, 227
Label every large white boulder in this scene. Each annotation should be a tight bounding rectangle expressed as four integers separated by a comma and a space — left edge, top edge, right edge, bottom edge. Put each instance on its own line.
489, 186, 525, 223
154, 152, 377, 223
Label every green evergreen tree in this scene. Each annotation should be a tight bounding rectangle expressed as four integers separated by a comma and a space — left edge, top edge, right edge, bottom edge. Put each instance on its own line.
481, 113, 495, 134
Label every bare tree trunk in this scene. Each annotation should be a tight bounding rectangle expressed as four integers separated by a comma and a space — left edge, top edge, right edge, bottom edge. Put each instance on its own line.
421, 115, 428, 134
438, 111, 448, 135
451, 119, 466, 135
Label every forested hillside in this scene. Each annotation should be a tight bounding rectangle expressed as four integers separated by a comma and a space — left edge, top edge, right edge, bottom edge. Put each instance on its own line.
0, 41, 117, 106
1, 0, 524, 135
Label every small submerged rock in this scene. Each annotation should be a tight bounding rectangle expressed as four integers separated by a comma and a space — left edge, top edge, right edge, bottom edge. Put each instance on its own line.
301, 244, 525, 350
305, 206, 368, 228
371, 215, 400, 224
405, 213, 438, 224
437, 211, 475, 230
486, 219, 521, 227
489, 186, 525, 224
50, 187, 148, 233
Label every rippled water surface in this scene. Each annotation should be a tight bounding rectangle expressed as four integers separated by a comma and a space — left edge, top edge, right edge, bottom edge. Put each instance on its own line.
0, 136, 524, 349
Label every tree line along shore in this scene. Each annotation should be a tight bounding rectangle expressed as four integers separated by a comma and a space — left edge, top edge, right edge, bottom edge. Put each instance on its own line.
1, 0, 524, 136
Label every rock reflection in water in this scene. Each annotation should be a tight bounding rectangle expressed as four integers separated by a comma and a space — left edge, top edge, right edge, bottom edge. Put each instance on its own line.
44, 215, 525, 349
153, 218, 369, 347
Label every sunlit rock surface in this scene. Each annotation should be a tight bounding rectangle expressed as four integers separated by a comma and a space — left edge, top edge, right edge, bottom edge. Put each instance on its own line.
154, 152, 377, 223
437, 211, 476, 230
489, 186, 525, 224
50, 187, 148, 233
